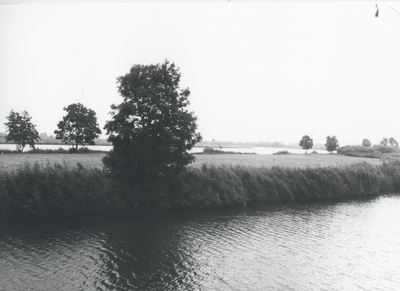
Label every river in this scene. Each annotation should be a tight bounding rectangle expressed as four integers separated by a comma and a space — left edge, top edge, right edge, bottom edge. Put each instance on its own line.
1, 195, 399, 290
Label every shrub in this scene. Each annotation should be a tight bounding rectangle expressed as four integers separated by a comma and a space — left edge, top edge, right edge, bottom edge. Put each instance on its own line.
373, 144, 397, 154
68, 148, 78, 154
77, 147, 91, 154
27, 147, 68, 154
273, 150, 290, 155
202, 147, 224, 154
337, 145, 380, 158
200, 147, 255, 155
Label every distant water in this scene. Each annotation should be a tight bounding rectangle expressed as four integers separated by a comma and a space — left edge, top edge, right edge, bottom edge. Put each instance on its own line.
0, 143, 113, 152
1, 195, 399, 290
0, 143, 331, 155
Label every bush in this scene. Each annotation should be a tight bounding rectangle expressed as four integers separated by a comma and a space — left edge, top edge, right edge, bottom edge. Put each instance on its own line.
77, 147, 91, 154
202, 147, 226, 154
28, 147, 68, 154
202, 147, 231, 155
68, 148, 78, 154
337, 145, 380, 158
273, 150, 290, 155
373, 144, 397, 154
200, 146, 255, 155
26, 147, 102, 154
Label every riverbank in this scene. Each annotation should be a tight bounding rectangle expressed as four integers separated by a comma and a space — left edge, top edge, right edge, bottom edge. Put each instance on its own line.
1, 159, 400, 219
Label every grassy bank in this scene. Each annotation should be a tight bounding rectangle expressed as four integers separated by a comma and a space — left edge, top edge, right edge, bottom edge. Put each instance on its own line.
1, 160, 399, 219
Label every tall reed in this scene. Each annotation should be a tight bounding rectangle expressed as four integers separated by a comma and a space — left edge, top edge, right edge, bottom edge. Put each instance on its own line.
0, 162, 138, 219
1, 161, 400, 219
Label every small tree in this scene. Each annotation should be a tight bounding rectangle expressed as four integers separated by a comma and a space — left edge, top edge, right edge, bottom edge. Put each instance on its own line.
4, 110, 40, 152
380, 138, 388, 146
389, 137, 398, 147
299, 135, 313, 154
54, 103, 102, 150
362, 138, 371, 147
103, 60, 202, 184
325, 135, 339, 154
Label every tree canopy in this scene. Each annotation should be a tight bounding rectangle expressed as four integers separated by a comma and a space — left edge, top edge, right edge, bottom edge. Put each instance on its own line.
103, 60, 202, 184
4, 110, 40, 152
380, 138, 388, 146
325, 135, 339, 153
54, 103, 102, 150
362, 138, 371, 147
389, 137, 398, 147
299, 135, 313, 154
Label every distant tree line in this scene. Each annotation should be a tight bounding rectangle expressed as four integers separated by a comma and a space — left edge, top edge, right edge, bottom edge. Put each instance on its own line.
297, 135, 399, 154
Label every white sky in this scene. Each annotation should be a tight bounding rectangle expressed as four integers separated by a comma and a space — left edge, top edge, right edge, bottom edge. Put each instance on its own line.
1, 2, 400, 146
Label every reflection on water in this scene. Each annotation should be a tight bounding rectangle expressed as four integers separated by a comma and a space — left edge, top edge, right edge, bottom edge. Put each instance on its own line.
1, 195, 400, 290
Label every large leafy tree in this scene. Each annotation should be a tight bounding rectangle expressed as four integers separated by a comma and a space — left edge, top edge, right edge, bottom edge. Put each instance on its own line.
325, 135, 339, 154
54, 103, 102, 150
4, 110, 40, 152
299, 135, 313, 154
103, 60, 202, 184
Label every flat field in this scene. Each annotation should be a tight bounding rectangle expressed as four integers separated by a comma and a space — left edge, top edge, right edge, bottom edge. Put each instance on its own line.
0, 153, 106, 172
192, 153, 383, 168
0, 152, 383, 173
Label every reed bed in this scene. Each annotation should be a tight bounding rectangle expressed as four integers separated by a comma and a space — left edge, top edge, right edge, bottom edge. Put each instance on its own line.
1, 161, 400, 219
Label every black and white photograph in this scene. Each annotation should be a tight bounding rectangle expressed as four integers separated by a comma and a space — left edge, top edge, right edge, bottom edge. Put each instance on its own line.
1, 1, 400, 290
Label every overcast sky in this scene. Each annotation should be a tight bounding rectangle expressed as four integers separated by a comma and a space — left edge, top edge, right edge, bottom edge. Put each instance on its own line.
1, 2, 400, 146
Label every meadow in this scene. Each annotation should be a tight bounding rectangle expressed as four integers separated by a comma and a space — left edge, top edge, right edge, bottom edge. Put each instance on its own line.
0, 152, 383, 173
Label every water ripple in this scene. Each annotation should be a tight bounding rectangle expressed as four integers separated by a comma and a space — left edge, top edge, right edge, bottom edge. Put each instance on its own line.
1, 196, 400, 290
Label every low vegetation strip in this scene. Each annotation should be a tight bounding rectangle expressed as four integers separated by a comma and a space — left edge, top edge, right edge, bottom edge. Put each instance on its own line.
337, 144, 400, 158
0, 153, 383, 173
1, 161, 400, 219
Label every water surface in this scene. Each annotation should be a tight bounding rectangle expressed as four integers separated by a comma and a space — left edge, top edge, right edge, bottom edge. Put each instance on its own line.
1, 195, 399, 290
